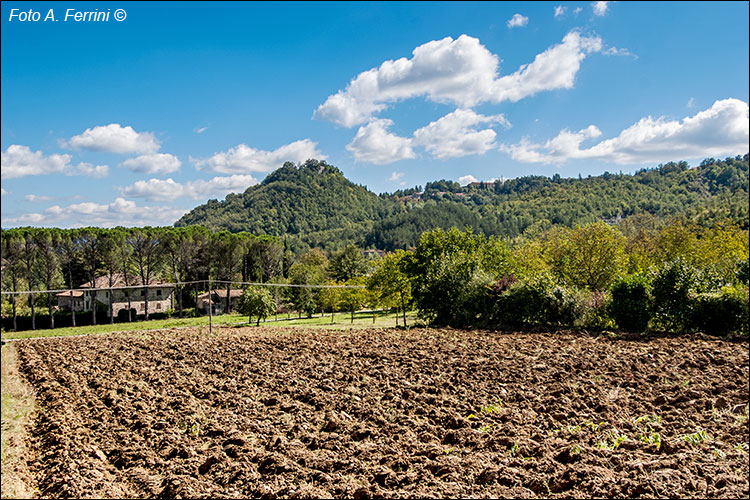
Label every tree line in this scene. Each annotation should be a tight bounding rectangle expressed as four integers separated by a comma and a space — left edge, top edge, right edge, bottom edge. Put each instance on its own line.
3, 217, 747, 335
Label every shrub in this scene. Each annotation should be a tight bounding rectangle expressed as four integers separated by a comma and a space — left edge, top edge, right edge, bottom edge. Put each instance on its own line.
578, 289, 614, 329
490, 277, 581, 328
737, 259, 750, 287
690, 287, 749, 336
609, 275, 652, 332
650, 260, 699, 332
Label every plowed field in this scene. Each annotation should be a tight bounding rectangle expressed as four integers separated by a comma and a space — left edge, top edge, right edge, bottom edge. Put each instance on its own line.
15, 327, 750, 498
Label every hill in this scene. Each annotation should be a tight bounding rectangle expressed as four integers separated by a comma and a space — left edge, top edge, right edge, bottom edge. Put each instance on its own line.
174, 159, 398, 251
175, 155, 749, 252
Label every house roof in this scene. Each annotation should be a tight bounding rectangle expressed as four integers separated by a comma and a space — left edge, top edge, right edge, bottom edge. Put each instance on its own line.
78, 273, 172, 289
197, 289, 244, 300
56, 290, 84, 297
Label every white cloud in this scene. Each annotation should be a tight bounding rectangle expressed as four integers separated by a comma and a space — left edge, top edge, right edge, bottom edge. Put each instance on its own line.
458, 175, 479, 185
592, 1, 610, 16
0, 188, 8, 196
388, 171, 406, 185
602, 46, 637, 59
1, 145, 109, 179
119, 174, 258, 202
192, 139, 324, 174
315, 31, 602, 127
74, 162, 109, 178
2, 198, 188, 228
507, 13, 529, 28
574, 7, 583, 15
687, 97, 696, 108
500, 98, 750, 165
63, 124, 160, 154
412, 109, 510, 159
346, 109, 512, 165
554, 5, 567, 18
120, 153, 181, 175
194, 126, 208, 134
1, 145, 72, 179
346, 119, 416, 164
491, 31, 602, 104
25, 194, 54, 202
119, 178, 185, 202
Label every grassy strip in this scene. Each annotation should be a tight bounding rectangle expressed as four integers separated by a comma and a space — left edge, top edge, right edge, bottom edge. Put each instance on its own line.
1, 314, 247, 340
1, 310, 420, 340
1, 343, 36, 498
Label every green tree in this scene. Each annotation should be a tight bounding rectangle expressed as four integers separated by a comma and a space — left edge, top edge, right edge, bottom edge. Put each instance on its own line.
127, 227, 163, 321
339, 277, 368, 323
409, 228, 512, 326
367, 250, 413, 326
34, 228, 62, 329
238, 286, 276, 326
1, 229, 25, 331
330, 245, 369, 281
19, 229, 39, 330
552, 222, 627, 291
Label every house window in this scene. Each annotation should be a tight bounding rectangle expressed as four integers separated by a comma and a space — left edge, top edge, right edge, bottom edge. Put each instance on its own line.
157, 289, 162, 296
156, 303, 162, 310
140, 290, 145, 296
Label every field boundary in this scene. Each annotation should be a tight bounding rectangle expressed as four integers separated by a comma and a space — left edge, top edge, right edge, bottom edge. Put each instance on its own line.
1, 342, 36, 499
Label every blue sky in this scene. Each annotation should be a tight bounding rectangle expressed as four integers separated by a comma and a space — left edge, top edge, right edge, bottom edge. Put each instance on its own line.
1, 1, 748, 228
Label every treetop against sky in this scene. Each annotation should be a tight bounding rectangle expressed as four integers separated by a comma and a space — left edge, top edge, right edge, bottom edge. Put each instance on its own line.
1, 1, 748, 228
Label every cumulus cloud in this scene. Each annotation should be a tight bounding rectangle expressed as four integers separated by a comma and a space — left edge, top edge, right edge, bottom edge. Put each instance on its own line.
63, 124, 160, 154
507, 13, 529, 28
346, 119, 416, 164
120, 153, 182, 175
192, 139, 324, 174
315, 31, 602, 127
592, 1, 610, 16
412, 109, 510, 159
1, 145, 109, 179
2, 198, 188, 228
458, 175, 479, 185
554, 5, 567, 18
2, 145, 72, 179
119, 175, 258, 202
346, 110, 511, 164
500, 98, 750, 165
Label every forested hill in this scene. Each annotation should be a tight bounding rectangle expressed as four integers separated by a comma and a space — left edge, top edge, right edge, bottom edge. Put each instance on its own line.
175, 155, 749, 252
174, 159, 398, 251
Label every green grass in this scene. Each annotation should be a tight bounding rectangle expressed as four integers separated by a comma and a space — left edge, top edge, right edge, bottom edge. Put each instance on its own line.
1, 310, 420, 340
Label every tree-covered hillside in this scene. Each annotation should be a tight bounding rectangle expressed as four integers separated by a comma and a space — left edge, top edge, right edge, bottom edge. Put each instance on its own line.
175, 159, 399, 251
176, 155, 749, 252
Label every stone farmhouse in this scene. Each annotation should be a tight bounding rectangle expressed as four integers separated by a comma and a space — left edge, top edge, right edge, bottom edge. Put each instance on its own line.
197, 289, 243, 315
56, 273, 174, 318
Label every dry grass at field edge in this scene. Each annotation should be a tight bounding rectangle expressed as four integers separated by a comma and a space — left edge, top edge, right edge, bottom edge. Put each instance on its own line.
1, 342, 36, 499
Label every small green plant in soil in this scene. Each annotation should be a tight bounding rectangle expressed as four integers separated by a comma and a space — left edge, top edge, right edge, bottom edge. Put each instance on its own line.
596, 432, 626, 450
682, 430, 709, 445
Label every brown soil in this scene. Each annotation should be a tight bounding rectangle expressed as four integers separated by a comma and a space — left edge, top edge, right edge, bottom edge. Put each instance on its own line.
15, 327, 750, 498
